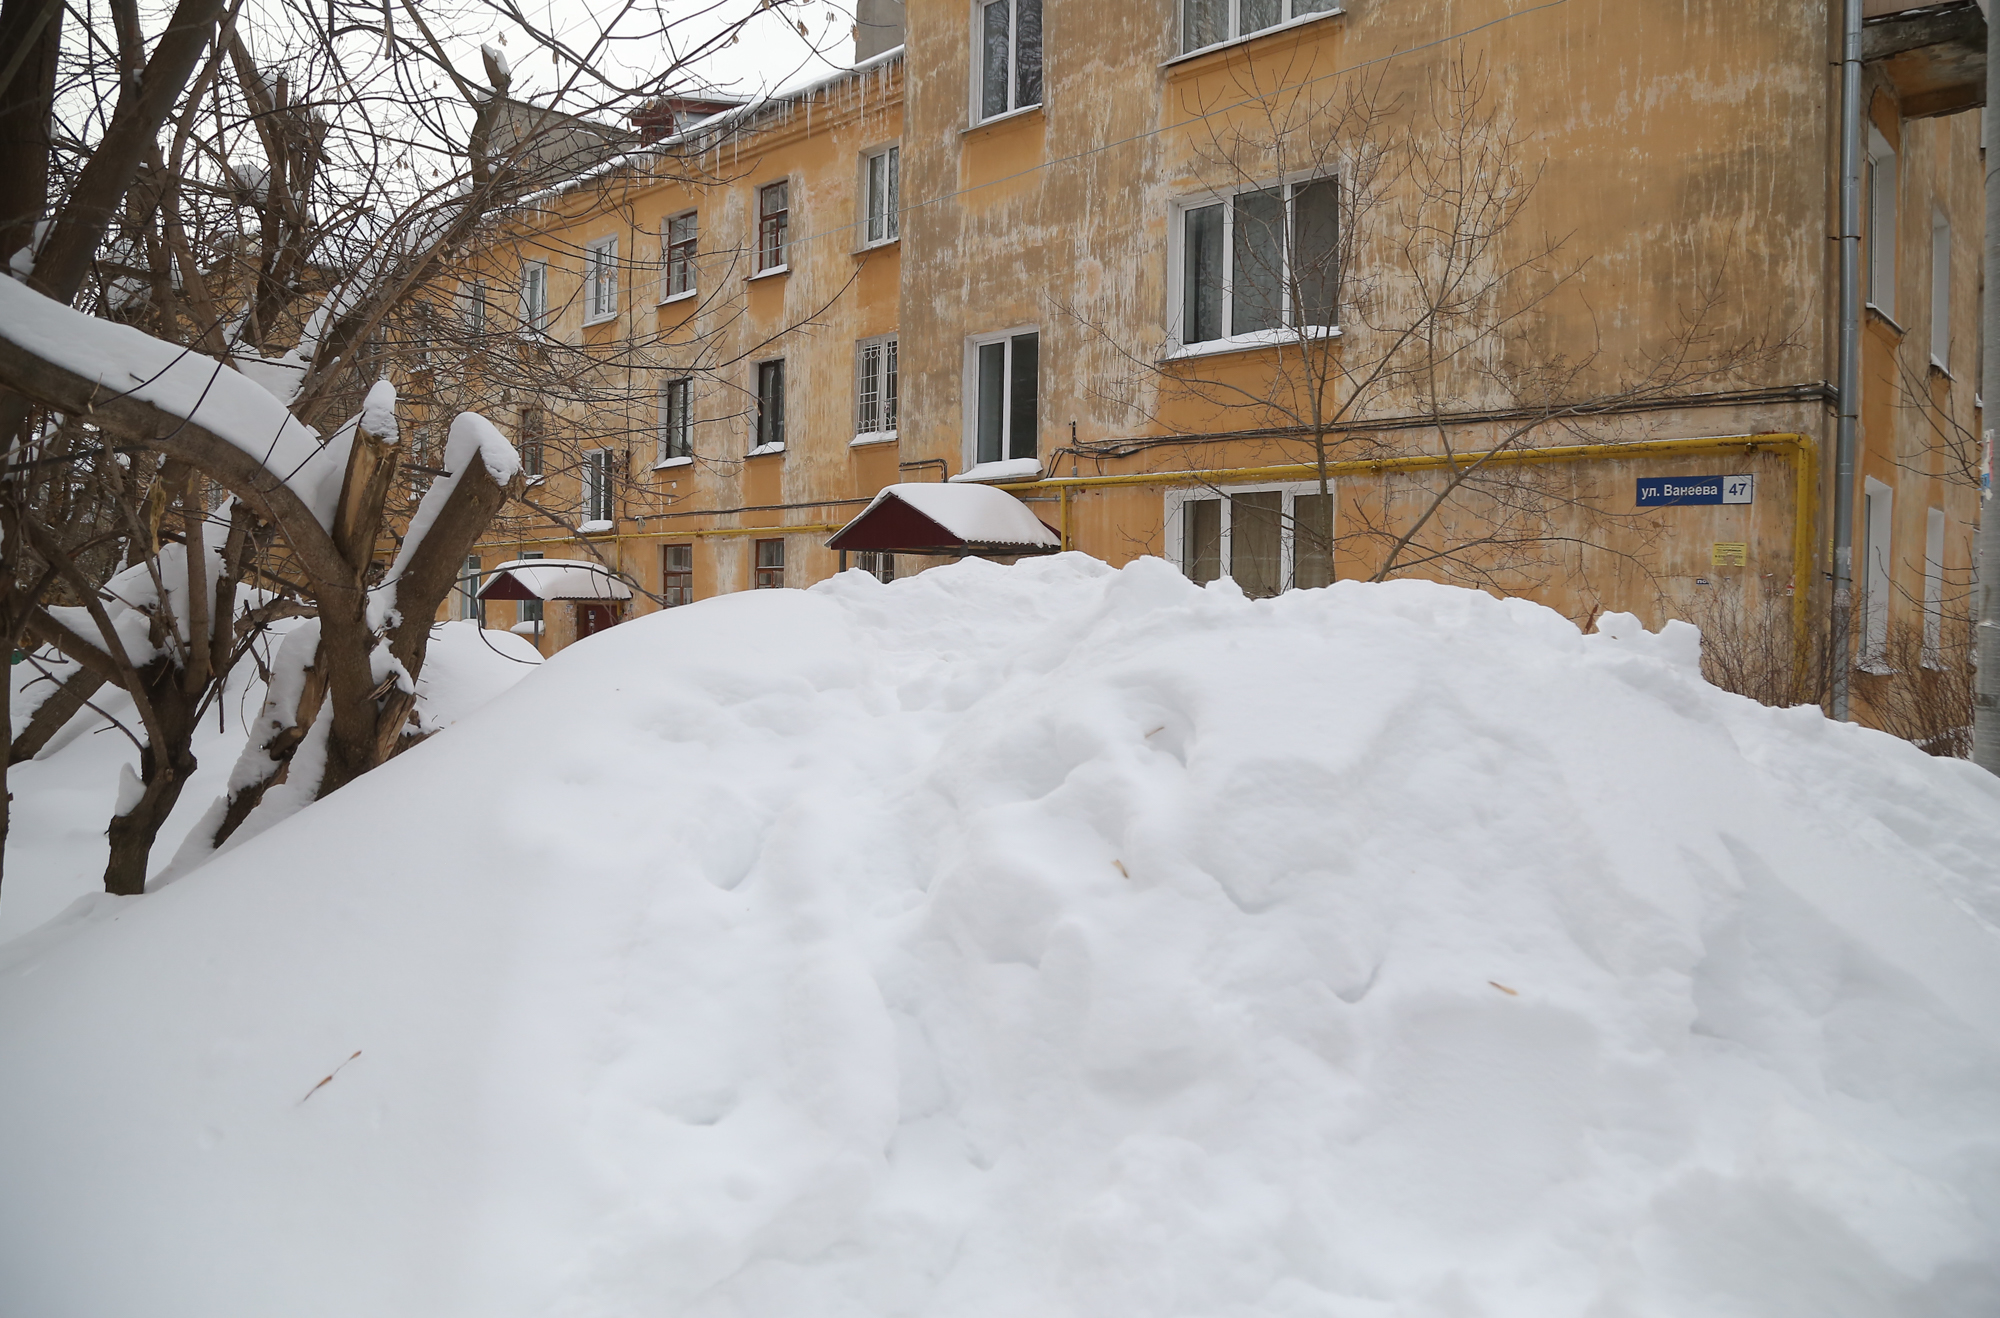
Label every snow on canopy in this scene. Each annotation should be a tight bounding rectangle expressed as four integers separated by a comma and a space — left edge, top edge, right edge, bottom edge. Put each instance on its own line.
0, 556, 1997, 1316
829, 481, 1061, 554
0, 277, 352, 525
476, 557, 631, 601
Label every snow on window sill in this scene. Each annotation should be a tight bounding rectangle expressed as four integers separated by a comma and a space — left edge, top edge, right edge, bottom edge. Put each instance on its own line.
652, 455, 694, 470
857, 236, 900, 253
1864, 303, 1906, 335
749, 264, 789, 281
658, 287, 697, 305
951, 457, 1042, 483
509, 622, 544, 637
850, 429, 899, 447
1162, 7, 1345, 68
524, 474, 546, 486
1854, 659, 1896, 676
1163, 324, 1341, 361
746, 441, 786, 457
578, 519, 615, 535
964, 103, 1043, 134
582, 311, 617, 328
1930, 356, 1954, 379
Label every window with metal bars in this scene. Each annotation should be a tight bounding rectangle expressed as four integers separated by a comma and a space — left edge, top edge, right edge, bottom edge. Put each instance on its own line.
856, 335, 898, 438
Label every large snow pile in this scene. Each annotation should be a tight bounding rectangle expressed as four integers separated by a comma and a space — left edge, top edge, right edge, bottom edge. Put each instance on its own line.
2, 555, 1996, 1317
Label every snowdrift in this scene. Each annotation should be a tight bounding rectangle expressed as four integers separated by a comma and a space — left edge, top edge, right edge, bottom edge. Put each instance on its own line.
2, 555, 1996, 1318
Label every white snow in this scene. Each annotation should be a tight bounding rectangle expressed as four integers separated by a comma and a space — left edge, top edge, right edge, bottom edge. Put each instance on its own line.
0, 557, 1997, 1317
359, 378, 400, 440
479, 557, 632, 600
374, 411, 519, 627
849, 480, 1061, 548
949, 456, 1044, 484
0, 278, 347, 524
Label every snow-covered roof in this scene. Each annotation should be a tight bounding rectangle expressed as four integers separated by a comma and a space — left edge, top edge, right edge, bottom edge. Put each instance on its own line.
477, 559, 632, 601
827, 483, 1061, 555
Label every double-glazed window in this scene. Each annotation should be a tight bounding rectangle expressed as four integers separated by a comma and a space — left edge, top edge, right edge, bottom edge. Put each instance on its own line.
1865, 128, 1897, 319
582, 449, 615, 524
585, 237, 618, 323
758, 182, 790, 272
1930, 212, 1950, 370
1180, 177, 1338, 345
977, 0, 1042, 121
971, 330, 1038, 464
662, 543, 693, 606
458, 555, 482, 620
519, 406, 545, 478
856, 335, 899, 437
754, 538, 786, 588
864, 146, 900, 245
1168, 484, 1334, 597
755, 360, 786, 450
658, 379, 692, 462
662, 211, 697, 300
1182, 0, 1337, 53
520, 259, 549, 331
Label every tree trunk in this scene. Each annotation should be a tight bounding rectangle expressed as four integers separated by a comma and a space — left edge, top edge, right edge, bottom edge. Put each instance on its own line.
100, 663, 197, 895
9, 663, 106, 763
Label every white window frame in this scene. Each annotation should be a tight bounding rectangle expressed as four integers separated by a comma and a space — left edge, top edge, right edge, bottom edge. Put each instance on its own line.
460, 279, 488, 337
657, 377, 693, 465
457, 555, 482, 620
661, 210, 697, 303
962, 325, 1039, 471
752, 359, 786, 454
1164, 481, 1336, 595
518, 550, 545, 627
756, 181, 790, 274
584, 236, 619, 325
1860, 475, 1894, 671
1167, 174, 1341, 355
971, 0, 1042, 124
582, 448, 615, 525
520, 259, 549, 333
1865, 128, 1897, 322
862, 145, 900, 246
1930, 211, 1951, 372
1923, 506, 1946, 668
855, 333, 899, 442
1179, 0, 1340, 56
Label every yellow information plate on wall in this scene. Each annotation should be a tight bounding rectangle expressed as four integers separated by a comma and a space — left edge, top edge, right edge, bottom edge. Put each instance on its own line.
1711, 542, 1748, 567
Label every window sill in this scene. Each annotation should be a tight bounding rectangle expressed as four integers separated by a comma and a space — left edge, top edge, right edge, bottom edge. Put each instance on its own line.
1163, 324, 1341, 361
951, 457, 1042, 483
850, 429, 899, 447
1930, 356, 1953, 379
582, 313, 617, 328
1855, 660, 1896, 677
746, 442, 786, 457
1864, 303, 1907, 335
658, 287, 697, 305
964, 103, 1043, 134
524, 474, 546, 486
856, 236, 900, 254
749, 264, 789, 282
1162, 7, 1344, 69
578, 519, 615, 536
651, 455, 694, 470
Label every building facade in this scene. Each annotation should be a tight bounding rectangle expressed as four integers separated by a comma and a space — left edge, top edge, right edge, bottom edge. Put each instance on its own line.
433, 0, 1986, 732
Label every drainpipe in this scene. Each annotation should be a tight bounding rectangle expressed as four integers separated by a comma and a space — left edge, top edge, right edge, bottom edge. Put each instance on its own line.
1831, 0, 1864, 721
1974, 0, 2000, 772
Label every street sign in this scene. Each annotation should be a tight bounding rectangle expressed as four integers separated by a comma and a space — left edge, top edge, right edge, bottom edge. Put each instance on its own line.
1636, 474, 1754, 506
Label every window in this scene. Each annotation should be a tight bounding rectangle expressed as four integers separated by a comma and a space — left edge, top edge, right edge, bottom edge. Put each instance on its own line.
582, 448, 615, 524
521, 259, 549, 331
754, 538, 786, 588
977, 0, 1041, 121
1166, 483, 1334, 597
1866, 129, 1897, 319
1860, 475, 1894, 669
1179, 177, 1338, 346
856, 335, 899, 437
658, 379, 693, 462
758, 182, 790, 272
1923, 507, 1946, 667
970, 330, 1038, 464
662, 543, 693, 606
857, 551, 896, 583
458, 555, 482, 620
662, 211, 697, 300
461, 280, 488, 337
1182, 0, 1336, 53
519, 550, 544, 627
585, 236, 618, 323
755, 360, 786, 451
864, 146, 900, 245
1931, 213, 1950, 369
519, 406, 545, 478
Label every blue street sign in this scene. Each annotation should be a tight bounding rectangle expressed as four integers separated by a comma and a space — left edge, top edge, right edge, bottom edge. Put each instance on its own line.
1636, 474, 1753, 506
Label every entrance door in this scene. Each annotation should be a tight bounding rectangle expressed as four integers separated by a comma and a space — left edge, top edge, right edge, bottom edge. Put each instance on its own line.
577, 603, 621, 639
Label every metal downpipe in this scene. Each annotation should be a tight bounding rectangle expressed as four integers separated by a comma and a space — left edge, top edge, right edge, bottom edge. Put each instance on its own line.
1832, 0, 1864, 722
1974, 0, 2000, 772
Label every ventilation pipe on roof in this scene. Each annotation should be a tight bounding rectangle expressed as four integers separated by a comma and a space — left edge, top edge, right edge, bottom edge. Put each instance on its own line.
1832, 0, 1865, 722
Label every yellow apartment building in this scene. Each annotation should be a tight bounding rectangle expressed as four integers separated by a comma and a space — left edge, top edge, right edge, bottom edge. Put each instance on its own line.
434, 0, 1986, 734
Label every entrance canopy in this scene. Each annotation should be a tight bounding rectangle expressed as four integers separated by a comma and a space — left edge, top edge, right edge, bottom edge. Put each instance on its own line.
827, 483, 1061, 557
476, 558, 633, 602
